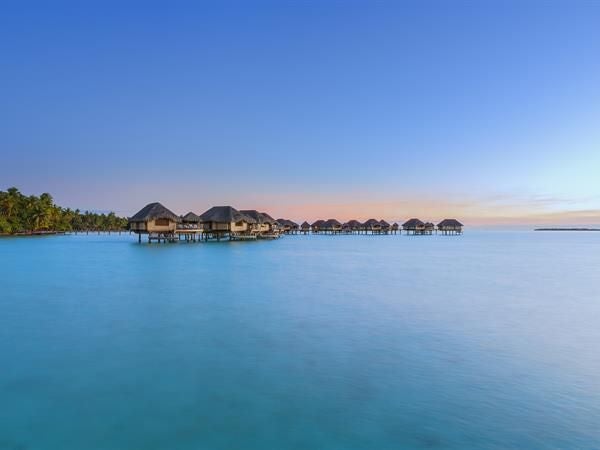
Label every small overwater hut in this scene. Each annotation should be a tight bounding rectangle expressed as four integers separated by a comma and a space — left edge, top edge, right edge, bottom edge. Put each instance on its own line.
391, 222, 399, 234
363, 219, 382, 234
424, 222, 435, 234
129, 202, 180, 243
346, 220, 362, 234
300, 221, 311, 234
178, 211, 202, 241
403, 218, 426, 235
240, 210, 279, 238
199, 206, 257, 240
311, 219, 325, 233
277, 219, 299, 234
379, 220, 391, 234
323, 219, 342, 234
437, 219, 463, 235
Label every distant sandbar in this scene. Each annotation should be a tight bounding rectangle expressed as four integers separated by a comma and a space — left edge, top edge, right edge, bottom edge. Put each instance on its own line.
534, 228, 600, 231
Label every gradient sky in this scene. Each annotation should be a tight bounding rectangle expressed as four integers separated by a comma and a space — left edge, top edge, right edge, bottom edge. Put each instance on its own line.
2, 1, 600, 226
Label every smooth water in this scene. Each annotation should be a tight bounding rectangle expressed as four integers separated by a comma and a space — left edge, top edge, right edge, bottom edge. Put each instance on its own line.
1, 231, 600, 449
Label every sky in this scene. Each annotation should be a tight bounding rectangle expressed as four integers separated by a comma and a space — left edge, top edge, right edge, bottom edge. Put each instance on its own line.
1, 0, 600, 226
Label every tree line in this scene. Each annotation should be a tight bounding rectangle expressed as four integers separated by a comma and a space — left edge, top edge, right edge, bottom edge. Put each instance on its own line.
0, 187, 128, 234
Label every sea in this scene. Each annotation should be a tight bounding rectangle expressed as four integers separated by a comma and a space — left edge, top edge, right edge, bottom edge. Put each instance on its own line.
1, 231, 600, 449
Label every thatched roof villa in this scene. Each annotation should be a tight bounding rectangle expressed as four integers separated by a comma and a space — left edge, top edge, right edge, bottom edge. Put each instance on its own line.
322, 219, 342, 234
300, 221, 311, 234
379, 220, 391, 234
438, 219, 464, 235
241, 210, 268, 232
402, 218, 427, 235
363, 218, 382, 234
277, 219, 299, 234
311, 219, 325, 233
129, 202, 180, 242
345, 219, 362, 234
199, 206, 257, 240
424, 222, 435, 234
181, 212, 201, 229
391, 222, 399, 234
240, 210, 280, 237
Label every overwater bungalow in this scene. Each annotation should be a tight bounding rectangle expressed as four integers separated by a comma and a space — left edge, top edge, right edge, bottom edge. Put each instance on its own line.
277, 219, 299, 234
323, 219, 342, 234
403, 218, 427, 235
199, 206, 257, 240
259, 212, 280, 238
288, 220, 299, 234
240, 210, 280, 238
181, 212, 201, 225
379, 220, 391, 234
311, 219, 325, 234
391, 222, 399, 234
424, 222, 435, 234
129, 202, 180, 243
178, 212, 203, 241
346, 220, 362, 234
363, 218, 382, 234
300, 221, 311, 234
437, 219, 464, 235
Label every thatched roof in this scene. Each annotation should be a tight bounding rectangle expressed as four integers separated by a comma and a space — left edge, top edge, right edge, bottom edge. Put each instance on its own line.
182, 212, 201, 223
346, 220, 362, 228
438, 219, 464, 227
391, 222, 399, 229
311, 219, 325, 228
379, 220, 390, 228
240, 210, 276, 225
277, 218, 299, 229
403, 218, 425, 228
240, 210, 263, 224
260, 212, 276, 224
200, 206, 256, 224
324, 219, 342, 228
301, 221, 311, 228
363, 218, 381, 228
130, 202, 179, 223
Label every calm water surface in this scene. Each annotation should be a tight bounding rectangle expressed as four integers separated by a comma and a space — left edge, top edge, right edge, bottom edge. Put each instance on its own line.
1, 231, 600, 449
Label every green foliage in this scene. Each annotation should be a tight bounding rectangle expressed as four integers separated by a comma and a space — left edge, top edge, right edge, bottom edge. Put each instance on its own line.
0, 187, 128, 234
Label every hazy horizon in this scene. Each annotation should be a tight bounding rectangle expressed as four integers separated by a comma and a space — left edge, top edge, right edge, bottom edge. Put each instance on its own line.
2, 1, 599, 226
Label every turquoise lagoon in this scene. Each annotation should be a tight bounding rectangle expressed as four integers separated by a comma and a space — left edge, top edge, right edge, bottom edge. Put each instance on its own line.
1, 231, 600, 449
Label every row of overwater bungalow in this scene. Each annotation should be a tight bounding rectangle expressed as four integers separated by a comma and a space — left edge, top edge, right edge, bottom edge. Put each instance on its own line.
128, 203, 299, 243
302, 218, 463, 235
128, 202, 462, 243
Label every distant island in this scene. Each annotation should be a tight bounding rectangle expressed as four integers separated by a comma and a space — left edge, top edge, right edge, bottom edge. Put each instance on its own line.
534, 228, 600, 231
0, 187, 128, 235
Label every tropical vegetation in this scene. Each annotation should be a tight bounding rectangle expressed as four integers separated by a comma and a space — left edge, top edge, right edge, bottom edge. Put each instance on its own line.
0, 187, 128, 234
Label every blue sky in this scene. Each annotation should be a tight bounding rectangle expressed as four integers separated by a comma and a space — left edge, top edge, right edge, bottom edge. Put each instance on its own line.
1, 1, 599, 225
